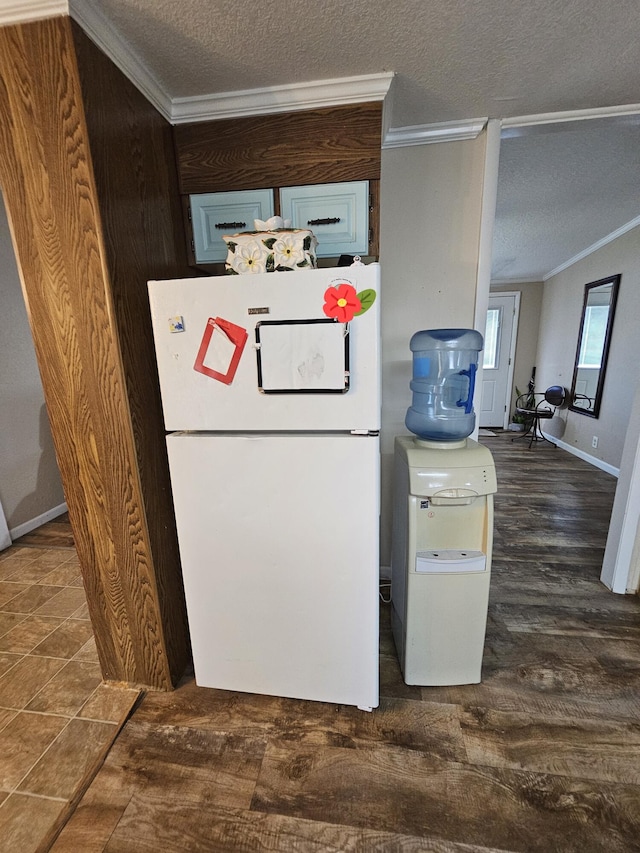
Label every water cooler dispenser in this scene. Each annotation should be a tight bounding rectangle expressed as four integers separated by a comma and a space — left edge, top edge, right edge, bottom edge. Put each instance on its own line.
390, 329, 498, 685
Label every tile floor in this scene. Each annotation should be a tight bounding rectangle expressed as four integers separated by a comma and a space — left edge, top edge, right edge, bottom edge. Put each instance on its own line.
0, 528, 140, 853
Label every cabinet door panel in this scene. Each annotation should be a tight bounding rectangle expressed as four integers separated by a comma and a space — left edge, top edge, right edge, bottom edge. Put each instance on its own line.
280, 181, 369, 257
190, 189, 274, 262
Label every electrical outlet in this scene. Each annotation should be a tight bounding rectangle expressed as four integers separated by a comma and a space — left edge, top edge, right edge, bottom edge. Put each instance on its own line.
592, 436, 599, 448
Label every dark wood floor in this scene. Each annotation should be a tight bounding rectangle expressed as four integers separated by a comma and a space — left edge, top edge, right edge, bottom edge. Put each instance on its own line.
12, 515, 75, 551
51, 432, 640, 852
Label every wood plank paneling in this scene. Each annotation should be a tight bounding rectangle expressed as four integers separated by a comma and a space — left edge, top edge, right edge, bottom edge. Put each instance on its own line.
70, 21, 191, 687
0, 17, 190, 688
173, 103, 383, 193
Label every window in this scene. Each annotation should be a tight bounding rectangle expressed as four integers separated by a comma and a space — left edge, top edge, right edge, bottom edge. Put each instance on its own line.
483, 308, 500, 369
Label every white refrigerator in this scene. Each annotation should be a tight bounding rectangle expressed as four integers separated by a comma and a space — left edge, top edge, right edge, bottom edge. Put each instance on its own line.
148, 263, 381, 710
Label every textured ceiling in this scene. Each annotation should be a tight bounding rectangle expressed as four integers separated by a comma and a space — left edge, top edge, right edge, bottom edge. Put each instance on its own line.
493, 117, 640, 281
76, 0, 640, 280
88, 0, 640, 126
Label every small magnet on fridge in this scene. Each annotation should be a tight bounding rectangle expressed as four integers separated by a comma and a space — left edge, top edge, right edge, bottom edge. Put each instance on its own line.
168, 316, 185, 333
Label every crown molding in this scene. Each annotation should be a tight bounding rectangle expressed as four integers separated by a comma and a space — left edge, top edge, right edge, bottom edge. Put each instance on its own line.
170, 72, 394, 124
502, 103, 640, 137
0, 1, 172, 118
69, 0, 172, 121
544, 215, 640, 280
491, 277, 544, 286
0, 0, 66, 24
6, 2, 393, 128
382, 118, 487, 148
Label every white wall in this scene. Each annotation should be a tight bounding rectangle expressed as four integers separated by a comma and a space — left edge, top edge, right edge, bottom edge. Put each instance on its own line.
535, 225, 640, 469
0, 195, 65, 533
378, 133, 488, 564
602, 381, 640, 592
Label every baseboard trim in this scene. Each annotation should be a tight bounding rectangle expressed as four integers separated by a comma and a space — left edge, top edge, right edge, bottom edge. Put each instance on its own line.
9, 502, 68, 541
542, 434, 620, 478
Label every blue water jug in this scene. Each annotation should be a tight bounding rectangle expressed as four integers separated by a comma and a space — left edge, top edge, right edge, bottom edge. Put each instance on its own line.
405, 328, 484, 441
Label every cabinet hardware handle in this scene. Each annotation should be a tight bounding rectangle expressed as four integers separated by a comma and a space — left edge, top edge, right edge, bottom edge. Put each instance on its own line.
308, 217, 341, 226
215, 221, 246, 230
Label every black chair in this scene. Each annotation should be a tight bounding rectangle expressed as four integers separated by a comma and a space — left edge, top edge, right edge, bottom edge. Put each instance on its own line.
512, 385, 567, 448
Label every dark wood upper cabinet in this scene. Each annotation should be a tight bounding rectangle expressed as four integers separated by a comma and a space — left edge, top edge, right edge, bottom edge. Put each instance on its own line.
173, 103, 383, 193
173, 104, 383, 271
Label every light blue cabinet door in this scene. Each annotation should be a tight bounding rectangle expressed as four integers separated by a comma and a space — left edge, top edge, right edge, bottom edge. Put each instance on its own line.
280, 181, 369, 257
190, 189, 275, 263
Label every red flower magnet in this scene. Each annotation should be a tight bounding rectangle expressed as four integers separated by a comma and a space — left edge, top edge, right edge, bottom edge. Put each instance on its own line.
323, 283, 362, 323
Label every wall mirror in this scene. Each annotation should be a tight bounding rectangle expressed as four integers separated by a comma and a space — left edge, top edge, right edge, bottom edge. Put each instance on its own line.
569, 274, 620, 418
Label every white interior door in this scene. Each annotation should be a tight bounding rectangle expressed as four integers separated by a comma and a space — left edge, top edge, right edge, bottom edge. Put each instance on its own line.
479, 293, 519, 428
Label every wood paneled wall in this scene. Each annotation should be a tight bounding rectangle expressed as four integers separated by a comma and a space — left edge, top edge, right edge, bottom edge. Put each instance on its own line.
70, 21, 192, 686
0, 17, 191, 689
173, 103, 383, 193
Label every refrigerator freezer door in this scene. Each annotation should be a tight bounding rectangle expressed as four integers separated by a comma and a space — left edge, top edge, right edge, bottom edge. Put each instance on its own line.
148, 265, 380, 432
167, 431, 379, 709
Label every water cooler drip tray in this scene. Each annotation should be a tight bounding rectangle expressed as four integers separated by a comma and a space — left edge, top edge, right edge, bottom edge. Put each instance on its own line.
415, 550, 486, 573
430, 487, 479, 506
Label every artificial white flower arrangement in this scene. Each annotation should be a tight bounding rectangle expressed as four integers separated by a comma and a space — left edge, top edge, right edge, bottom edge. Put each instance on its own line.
223, 216, 318, 274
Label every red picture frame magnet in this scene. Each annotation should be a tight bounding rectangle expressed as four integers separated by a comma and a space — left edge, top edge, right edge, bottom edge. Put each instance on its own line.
193, 317, 248, 385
